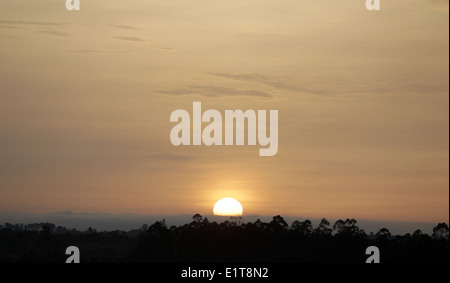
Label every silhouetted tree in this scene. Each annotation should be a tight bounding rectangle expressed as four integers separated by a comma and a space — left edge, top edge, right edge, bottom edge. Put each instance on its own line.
376, 228, 391, 240
253, 219, 268, 230
41, 225, 51, 236
433, 223, 449, 240
0, 217, 449, 263
333, 220, 345, 232
86, 227, 96, 233
334, 219, 365, 237
315, 218, 332, 236
4, 223, 13, 230
291, 220, 313, 236
190, 214, 204, 230
412, 229, 423, 238
147, 220, 168, 235
269, 215, 289, 232
192, 214, 202, 222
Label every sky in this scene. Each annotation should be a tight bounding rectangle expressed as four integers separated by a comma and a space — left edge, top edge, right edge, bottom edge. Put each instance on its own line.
0, 0, 448, 225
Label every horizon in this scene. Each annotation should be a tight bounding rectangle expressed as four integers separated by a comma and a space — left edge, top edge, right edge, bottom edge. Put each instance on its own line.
0, 211, 446, 236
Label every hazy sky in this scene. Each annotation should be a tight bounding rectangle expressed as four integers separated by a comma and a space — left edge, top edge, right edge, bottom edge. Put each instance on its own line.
0, 0, 448, 224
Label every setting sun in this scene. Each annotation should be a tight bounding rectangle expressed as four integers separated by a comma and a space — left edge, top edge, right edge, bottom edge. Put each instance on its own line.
213, 198, 244, 216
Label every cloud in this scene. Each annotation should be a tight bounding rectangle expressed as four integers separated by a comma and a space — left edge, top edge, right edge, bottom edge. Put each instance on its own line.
70, 50, 133, 54
400, 83, 449, 95
152, 47, 179, 52
155, 85, 273, 99
0, 20, 67, 27
55, 211, 76, 216
0, 34, 21, 40
210, 73, 447, 96
111, 25, 138, 30
115, 36, 145, 42
145, 152, 196, 162
0, 25, 17, 29
210, 72, 337, 96
212, 73, 281, 85
157, 73, 447, 100
0, 20, 70, 38
38, 30, 71, 37
239, 29, 291, 35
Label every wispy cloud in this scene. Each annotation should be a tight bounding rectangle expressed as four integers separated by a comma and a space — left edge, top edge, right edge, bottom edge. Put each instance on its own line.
0, 34, 21, 40
70, 50, 133, 54
152, 47, 179, 52
38, 30, 71, 37
211, 73, 449, 96
0, 25, 18, 29
115, 36, 145, 42
111, 25, 139, 30
145, 152, 196, 162
211, 73, 282, 85
156, 85, 273, 99
0, 20, 67, 27
0, 20, 70, 38
210, 72, 337, 96
400, 83, 449, 95
239, 29, 291, 35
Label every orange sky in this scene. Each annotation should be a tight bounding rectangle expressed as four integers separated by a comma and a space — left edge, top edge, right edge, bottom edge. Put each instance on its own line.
0, 0, 448, 223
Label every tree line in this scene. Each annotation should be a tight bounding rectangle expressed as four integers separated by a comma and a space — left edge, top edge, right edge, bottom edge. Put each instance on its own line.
0, 215, 448, 263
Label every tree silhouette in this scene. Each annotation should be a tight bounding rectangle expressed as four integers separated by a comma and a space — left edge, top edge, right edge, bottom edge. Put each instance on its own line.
0, 217, 448, 263
315, 218, 332, 236
333, 219, 366, 237
190, 214, 204, 230
192, 214, 203, 223
433, 223, 449, 240
253, 219, 268, 230
291, 220, 313, 237
269, 215, 289, 232
41, 225, 51, 236
376, 228, 391, 240
412, 229, 423, 239
147, 220, 168, 235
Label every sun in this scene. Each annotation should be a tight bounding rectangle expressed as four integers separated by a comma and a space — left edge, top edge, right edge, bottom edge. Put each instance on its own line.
213, 198, 243, 216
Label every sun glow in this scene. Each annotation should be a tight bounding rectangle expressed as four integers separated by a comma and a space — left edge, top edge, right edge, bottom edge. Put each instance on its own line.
213, 198, 243, 216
